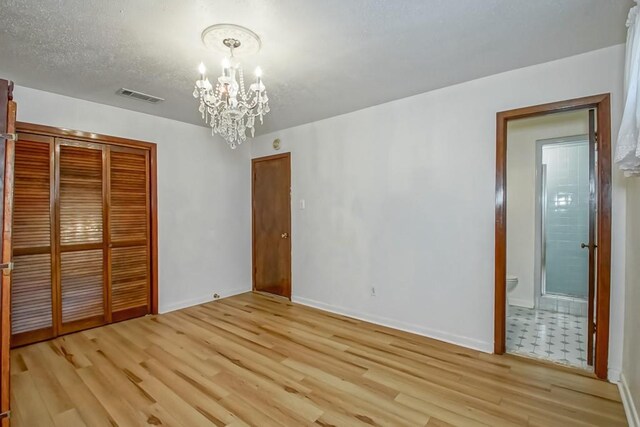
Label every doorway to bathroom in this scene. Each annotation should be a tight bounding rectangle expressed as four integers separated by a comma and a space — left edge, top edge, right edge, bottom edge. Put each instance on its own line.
494, 94, 612, 380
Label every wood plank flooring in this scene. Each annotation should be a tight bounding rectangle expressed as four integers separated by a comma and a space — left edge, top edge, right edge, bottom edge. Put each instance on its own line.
11, 292, 626, 426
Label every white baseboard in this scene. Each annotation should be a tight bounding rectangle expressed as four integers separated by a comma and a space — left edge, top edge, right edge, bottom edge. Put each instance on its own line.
620, 373, 640, 427
609, 368, 622, 383
159, 286, 249, 314
292, 295, 492, 353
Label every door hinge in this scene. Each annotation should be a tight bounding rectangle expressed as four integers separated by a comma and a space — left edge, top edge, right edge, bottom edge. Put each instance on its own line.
0, 133, 17, 141
593, 322, 597, 333
0, 262, 13, 273
0, 410, 10, 420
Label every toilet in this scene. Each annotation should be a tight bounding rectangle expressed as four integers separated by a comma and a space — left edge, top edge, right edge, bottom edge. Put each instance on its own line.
506, 275, 518, 305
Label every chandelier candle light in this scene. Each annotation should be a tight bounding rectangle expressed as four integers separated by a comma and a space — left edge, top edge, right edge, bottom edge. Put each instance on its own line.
194, 25, 270, 148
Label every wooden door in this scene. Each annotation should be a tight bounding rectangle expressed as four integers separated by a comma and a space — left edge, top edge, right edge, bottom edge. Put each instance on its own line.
56, 140, 107, 334
0, 79, 15, 425
252, 153, 291, 299
10, 133, 54, 347
109, 146, 151, 321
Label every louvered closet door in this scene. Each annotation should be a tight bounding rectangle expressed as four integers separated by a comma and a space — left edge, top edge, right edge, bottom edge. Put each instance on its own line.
11, 133, 54, 346
57, 140, 107, 334
109, 146, 150, 321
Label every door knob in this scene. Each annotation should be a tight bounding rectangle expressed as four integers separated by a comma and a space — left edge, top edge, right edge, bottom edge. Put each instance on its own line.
581, 243, 597, 249
281, 232, 289, 239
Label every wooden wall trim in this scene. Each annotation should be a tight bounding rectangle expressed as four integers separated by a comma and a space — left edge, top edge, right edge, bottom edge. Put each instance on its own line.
149, 145, 158, 314
16, 122, 156, 151
0, 86, 16, 424
252, 152, 291, 163
494, 111, 507, 355
15, 122, 159, 322
494, 94, 612, 380
595, 95, 612, 379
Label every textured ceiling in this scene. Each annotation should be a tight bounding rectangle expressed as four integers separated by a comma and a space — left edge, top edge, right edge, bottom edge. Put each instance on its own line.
0, 0, 632, 134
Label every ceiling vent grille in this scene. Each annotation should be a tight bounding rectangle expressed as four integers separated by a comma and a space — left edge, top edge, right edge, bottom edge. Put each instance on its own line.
116, 88, 164, 104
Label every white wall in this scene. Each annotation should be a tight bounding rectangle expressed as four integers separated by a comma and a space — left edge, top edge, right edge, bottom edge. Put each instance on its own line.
506, 111, 589, 308
251, 44, 627, 380
622, 178, 640, 423
11, 86, 252, 313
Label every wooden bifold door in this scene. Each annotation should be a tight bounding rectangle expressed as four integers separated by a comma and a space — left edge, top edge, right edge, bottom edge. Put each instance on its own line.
11, 124, 157, 347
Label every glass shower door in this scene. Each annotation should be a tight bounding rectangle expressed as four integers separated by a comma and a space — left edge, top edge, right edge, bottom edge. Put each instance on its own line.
542, 139, 590, 299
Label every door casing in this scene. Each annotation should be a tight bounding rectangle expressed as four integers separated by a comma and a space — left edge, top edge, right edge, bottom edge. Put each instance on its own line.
0, 79, 15, 426
494, 94, 612, 380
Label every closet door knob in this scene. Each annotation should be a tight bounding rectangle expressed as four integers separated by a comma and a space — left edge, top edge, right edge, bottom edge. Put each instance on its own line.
281, 232, 288, 239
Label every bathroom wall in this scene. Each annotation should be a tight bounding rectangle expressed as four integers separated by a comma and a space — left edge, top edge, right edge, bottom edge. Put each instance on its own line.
506, 111, 589, 307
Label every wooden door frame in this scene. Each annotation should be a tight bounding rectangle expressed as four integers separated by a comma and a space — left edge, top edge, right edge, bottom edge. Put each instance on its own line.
0, 79, 15, 426
15, 122, 159, 316
251, 152, 292, 299
494, 94, 612, 380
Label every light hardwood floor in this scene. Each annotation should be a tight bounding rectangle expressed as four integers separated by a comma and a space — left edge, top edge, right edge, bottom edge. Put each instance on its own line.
11, 292, 626, 426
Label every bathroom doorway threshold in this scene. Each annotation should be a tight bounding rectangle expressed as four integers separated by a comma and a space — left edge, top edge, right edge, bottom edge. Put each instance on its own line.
493, 94, 612, 380
502, 351, 597, 379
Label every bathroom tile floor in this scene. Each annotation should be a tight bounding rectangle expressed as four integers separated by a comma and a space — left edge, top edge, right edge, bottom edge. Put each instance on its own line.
506, 306, 590, 370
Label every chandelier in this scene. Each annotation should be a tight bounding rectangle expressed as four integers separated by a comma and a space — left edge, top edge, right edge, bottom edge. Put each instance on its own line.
193, 24, 270, 149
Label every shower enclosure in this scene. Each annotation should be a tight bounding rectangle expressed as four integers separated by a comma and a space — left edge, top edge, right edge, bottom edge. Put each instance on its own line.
536, 136, 591, 315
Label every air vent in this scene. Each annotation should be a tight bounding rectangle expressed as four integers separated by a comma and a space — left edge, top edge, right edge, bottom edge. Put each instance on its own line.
116, 88, 164, 104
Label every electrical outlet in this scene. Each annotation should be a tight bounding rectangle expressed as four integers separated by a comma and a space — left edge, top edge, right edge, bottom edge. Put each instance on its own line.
370, 287, 376, 296
213, 293, 220, 299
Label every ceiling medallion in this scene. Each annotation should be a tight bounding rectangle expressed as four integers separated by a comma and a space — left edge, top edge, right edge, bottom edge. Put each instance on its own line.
194, 24, 270, 149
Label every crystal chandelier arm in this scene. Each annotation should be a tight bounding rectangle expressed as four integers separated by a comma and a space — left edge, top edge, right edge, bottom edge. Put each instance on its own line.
241, 94, 260, 111
201, 96, 226, 109
241, 81, 266, 111
196, 85, 226, 110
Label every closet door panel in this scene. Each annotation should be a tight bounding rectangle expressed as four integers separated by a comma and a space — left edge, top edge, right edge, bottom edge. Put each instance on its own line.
13, 138, 51, 250
110, 150, 148, 242
111, 246, 148, 319
59, 144, 103, 245
11, 254, 52, 342
109, 148, 150, 320
11, 134, 54, 345
58, 141, 106, 333
60, 249, 104, 324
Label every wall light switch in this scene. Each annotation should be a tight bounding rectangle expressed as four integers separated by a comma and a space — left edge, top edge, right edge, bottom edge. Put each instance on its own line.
299, 199, 306, 210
